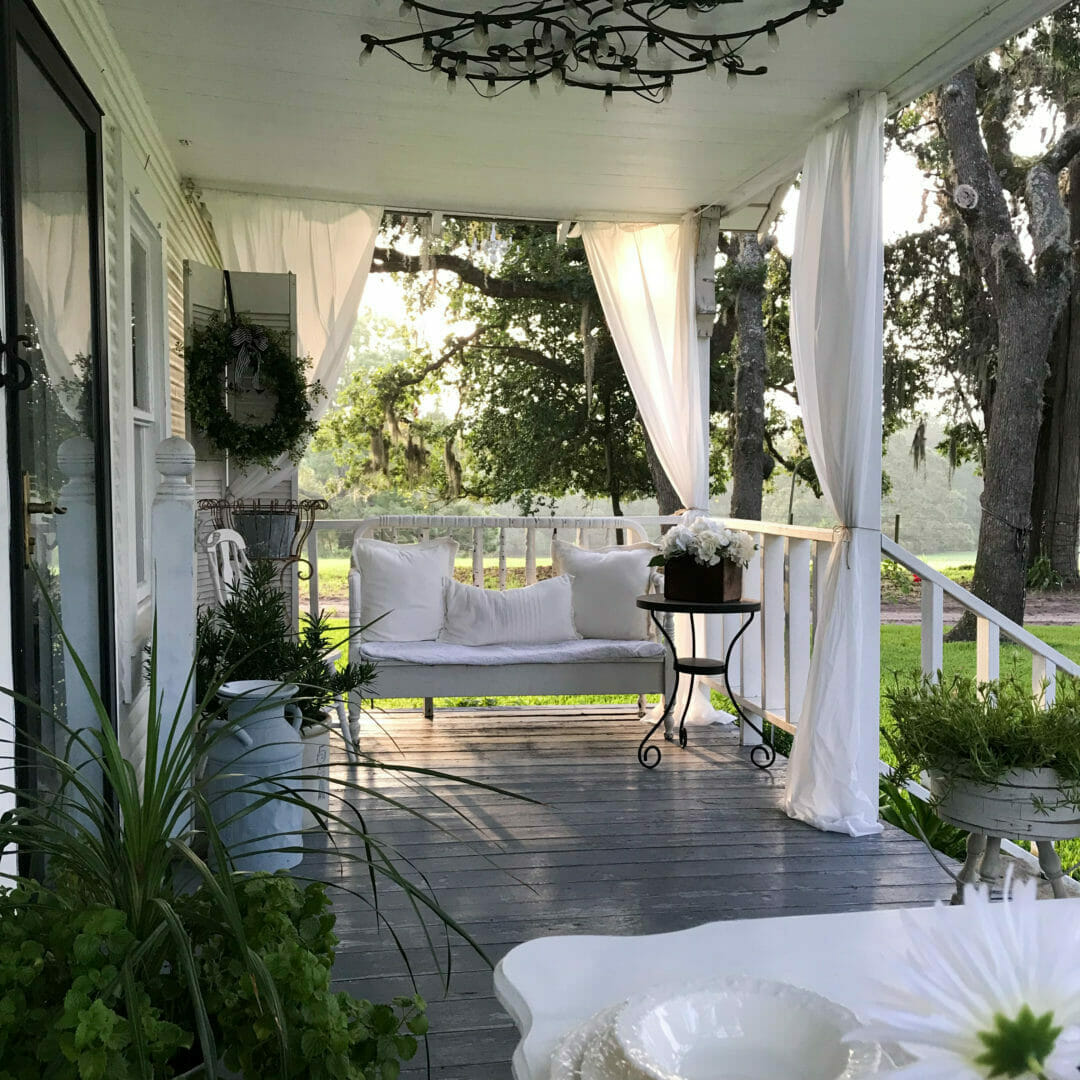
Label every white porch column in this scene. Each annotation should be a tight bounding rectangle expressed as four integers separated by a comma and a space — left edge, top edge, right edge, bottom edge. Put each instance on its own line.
152, 437, 196, 764
783, 94, 886, 836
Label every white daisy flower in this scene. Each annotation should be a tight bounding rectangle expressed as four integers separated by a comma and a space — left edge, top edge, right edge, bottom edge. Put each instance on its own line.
848, 870, 1080, 1080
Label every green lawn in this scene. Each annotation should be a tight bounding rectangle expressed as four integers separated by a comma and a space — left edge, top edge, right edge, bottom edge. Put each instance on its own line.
916, 551, 976, 570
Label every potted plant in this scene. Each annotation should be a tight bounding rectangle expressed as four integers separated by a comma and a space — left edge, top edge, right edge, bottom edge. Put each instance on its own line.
196, 559, 376, 829
885, 673, 1080, 893
0, 619, 427, 1079
1, 587, 523, 1076
649, 518, 757, 602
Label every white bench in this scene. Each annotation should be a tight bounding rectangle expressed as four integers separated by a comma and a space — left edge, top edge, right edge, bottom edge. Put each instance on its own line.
346, 516, 673, 747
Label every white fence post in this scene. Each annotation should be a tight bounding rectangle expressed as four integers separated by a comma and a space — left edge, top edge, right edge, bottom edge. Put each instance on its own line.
976, 617, 1000, 685
920, 580, 944, 681
152, 437, 196, 764
761, 535, 786, 724
740, 541, 763, 745
787, 539, 812, 728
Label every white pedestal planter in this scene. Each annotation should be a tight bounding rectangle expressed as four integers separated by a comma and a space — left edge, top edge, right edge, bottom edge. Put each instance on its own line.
930, 769, 1075, 900
204, 680, 305, 872
300, 722, 331, 831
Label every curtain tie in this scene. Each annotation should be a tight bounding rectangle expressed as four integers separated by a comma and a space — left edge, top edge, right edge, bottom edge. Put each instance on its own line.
831, 524, 879, 569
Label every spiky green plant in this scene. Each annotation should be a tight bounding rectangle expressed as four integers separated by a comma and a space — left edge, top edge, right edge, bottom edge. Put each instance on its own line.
0, 591, 527, 1078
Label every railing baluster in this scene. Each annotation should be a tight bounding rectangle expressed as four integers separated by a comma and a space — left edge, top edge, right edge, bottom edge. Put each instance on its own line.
473, 526, 485, 587
920, 579, 944, 681
761, 535, 785, 722
976, 617, 1000, 684
498, 527, 508, 590
787, 538, 812, 729
1032, 654, 1057, 707
525, 526, 537, 585
740, 540, 763, 745
307, 529, 319, 618
811, 539, 831, 636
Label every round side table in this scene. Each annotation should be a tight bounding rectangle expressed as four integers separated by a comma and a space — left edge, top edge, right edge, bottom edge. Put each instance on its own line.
635, 595, 771, 771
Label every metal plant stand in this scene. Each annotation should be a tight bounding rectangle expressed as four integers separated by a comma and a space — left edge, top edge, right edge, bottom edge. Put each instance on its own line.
635, 596, 771, 771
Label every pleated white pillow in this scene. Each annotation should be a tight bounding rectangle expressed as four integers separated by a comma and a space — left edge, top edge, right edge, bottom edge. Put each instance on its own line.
351, 536, 459, 641
438, 575, 579, 646
551, 538, 658, 640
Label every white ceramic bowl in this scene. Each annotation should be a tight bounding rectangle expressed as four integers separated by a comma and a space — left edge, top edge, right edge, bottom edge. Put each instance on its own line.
613, 976, 883, 1080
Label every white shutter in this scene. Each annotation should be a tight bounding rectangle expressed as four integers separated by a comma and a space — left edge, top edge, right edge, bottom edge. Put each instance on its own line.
184, 262, 298, 612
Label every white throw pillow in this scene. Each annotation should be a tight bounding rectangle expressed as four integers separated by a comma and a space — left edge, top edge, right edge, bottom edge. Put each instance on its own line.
551, 537, 658, 640
438, 575, 579, 647
351, 536, 459, 641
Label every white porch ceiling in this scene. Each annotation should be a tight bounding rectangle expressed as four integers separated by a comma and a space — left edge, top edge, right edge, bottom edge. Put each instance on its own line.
100, 0, 1063, 224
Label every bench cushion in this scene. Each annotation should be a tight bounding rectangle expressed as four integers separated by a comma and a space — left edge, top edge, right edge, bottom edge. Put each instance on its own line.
360, 638, 665, 667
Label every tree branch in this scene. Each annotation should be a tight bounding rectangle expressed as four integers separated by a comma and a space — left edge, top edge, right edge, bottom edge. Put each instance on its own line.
370, 246, 579, 303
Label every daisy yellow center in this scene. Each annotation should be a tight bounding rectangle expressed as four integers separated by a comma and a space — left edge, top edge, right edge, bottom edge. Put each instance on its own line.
973, 1005, 1063, 1078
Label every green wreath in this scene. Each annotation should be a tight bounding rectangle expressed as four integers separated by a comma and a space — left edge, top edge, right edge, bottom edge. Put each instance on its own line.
185, 313, 323, 471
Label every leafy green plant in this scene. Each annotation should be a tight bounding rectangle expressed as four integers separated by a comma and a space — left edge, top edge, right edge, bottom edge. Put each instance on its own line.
196, 559, 375, 728
878, 777, 968, 860
0, 588, 522, 1078
1027, 554, 1064, 592
884, 673, 1080, 800
880, 559, 914, 596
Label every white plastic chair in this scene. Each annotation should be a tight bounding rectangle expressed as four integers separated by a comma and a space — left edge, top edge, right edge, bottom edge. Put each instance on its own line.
203, 528, 355, 762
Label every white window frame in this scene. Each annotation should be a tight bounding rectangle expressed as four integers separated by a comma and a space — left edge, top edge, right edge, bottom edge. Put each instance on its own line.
126, 198, 165, 633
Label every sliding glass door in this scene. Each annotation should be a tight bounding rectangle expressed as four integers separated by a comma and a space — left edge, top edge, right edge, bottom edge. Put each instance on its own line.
1, 0, 114, 838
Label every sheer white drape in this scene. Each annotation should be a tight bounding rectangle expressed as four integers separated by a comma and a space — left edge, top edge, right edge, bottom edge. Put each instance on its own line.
202, 191, 383, 497
22, 195, 91, 420
581, 218, 726, 725
783, 94, 887, 836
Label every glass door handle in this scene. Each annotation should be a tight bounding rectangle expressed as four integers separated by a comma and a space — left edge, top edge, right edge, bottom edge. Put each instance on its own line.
22, 473, 67, 566
0, 335, 33, 391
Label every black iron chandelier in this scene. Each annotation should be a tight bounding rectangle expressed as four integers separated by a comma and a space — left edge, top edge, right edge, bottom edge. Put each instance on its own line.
359, 0, 843, 104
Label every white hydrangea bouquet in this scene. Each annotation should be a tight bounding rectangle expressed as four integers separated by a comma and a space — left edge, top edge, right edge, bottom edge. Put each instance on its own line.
648, 517, 757, 570
649, 518, 757, 603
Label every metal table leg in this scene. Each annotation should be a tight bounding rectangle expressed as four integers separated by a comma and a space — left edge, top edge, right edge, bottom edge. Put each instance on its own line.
721, 611, 776, 770
638, 611, 680, 769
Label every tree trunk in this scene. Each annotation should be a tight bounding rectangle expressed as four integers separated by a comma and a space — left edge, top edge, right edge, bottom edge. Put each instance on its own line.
730, 235, 767, 521
642, 421, 682, 516
937, 68, 1072, 638
1029, 152, 1080, 587
956, 295, 1057, 635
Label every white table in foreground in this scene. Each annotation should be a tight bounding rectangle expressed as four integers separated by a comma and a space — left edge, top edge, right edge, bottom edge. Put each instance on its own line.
493, 900, 1079, 1080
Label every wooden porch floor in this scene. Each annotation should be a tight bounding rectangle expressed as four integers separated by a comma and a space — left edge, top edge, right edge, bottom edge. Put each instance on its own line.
300, 708, 955, 1079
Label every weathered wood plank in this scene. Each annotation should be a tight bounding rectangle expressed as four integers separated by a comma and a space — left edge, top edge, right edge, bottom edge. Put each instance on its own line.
302, 710, 954, 1076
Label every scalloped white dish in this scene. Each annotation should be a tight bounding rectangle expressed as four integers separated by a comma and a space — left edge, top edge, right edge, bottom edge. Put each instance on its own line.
613, 976, 884, 1080
550, 1006, 626, 1080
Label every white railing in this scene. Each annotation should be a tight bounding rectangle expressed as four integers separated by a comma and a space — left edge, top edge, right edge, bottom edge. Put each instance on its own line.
881, 537, 1080, 696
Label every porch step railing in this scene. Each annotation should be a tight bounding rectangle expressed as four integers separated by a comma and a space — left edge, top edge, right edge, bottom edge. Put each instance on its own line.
881, 536, 1080, 696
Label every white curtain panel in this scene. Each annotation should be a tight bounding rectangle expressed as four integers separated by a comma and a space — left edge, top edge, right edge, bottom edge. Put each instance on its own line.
202, 190, 383, 497
581, 218, 726, 725
22, 195, 92, 420
783, 94, 887, 836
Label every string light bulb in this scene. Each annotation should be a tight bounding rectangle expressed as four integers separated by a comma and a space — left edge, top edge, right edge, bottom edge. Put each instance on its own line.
358, 40, 375, 66
806, 4, 819, 26
420, 40, 433, 65
767, 22, 780, 51
473, 21, 488, 44
727, 66, 738, 88
499, 50, 512, 76
446, 69, 457, 93
603, 86, 614, 111
529, 76, 540, 98
398, 0, 411, 16
705, 57, 718, 80
552, 65, 566, 93
661, 78, 672, 102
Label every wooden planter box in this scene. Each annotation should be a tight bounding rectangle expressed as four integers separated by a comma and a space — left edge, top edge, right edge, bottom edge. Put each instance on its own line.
929, 768, 1080, 840
663, 558, 742, 603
